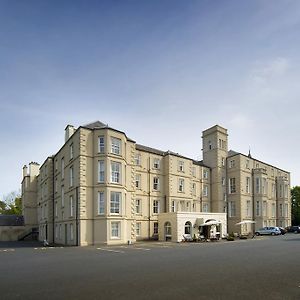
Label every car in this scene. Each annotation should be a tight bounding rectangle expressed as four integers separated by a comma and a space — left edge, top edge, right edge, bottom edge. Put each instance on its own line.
255, 227, 281, 236
286, 225, 300, 233
278, 227, 287, 235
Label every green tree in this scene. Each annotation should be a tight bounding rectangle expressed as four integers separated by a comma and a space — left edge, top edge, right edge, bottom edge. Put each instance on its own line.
291, 186, 300, 225
0, 191, 22, 215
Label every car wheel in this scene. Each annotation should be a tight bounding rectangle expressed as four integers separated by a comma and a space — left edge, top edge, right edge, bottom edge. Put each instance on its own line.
255, 232, 260, 236
271, 232, 275, 236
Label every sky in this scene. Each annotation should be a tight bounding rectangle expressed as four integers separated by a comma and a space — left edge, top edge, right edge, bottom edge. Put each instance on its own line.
1, 0, 300, 198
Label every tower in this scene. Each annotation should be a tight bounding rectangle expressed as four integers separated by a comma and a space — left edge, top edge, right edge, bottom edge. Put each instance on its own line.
202, 125, 228, 213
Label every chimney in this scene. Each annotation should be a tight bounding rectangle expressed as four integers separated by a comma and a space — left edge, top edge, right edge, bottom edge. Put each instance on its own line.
22, 165, 28, 177
29, 162, 40, 177
65, 125, 76, 142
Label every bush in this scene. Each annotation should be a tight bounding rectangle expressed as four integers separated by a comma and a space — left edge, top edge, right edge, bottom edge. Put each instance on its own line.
227, 236, 234, 241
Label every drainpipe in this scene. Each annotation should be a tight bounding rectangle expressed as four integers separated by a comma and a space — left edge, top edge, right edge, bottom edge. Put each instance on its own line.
252, 169, 255, 234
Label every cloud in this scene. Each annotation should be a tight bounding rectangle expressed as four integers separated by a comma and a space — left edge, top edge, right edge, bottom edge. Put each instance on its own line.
250, 57, 290, 85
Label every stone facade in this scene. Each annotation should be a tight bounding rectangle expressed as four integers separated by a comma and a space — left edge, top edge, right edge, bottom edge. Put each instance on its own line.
21, 122, 291, 245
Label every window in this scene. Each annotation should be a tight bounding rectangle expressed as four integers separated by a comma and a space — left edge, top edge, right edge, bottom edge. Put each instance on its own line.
279, 204, 283, 217
69, 166, 74, 187
55, 178, 58, 193
153, 158, 160, 169
218, 139, 222, 148
203, 169, 208, 179
255, 178, 260, 194
192, 167, 196, 177
98, 192, 105, 215
61, 186, 64, 207
98, 160, 105, 183
256, 163, 259, 168
135, 199, 141, 214
111, 222, 120, 238
136, 222, 141, 236
246, 177, 250, 193
55, 159, 58, 171
111, 137, 121, 155
135, 174, 141, 189
208, 141, 212, 150
178, 161, 184, 172
192, 183, 196, 195
246, 160, 250, 169
70, 224, 74, 241
98, 136, 105, 153
185, 221, 192, 234
153, 200, 160, 214
70, 144, 74, 160
55, 224, 58, 239
256, 201, 261, 216
272, 184, 276, 197
55, 201, 58, 217
153, 222, 158, 235
229, 160, 235, 168
222, 177, 225, 186
171, 200, 176, 212
61, 158, 64, 179
285, 204, 288, 217
279, 185, 283, 198
59, 224, 62, 239
70, 196, 74, 217
229, 178, 236, 194
272, 203, 276, 217
262, 178, 267, 195
203, 203, 209, 212
203, 185, 208, 197
153, 177, 159, 191
246, 200, 251, 217
110, 192, 121, 214
178, 178, 184, 192
111, 161, 121, 183
134, 153, 141, 166
165, 222, 171, 236
263, 201, 267, 216
221, 157, 225, 167
271, 168, 274, 177
229, 201, 236, 217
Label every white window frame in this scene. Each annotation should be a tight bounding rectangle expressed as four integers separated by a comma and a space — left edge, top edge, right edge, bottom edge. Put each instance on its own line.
171, 200, 176, 212
153, 177, 160, 191
111, 137, 121, 155
229, 160, 235, 168
70, 143, 74, 160
70, 166, 74, 187
153, 200, 160, 214
203, 203, 209, 212
61, 158, 64, 179
111, 161, 121, 184
229, 201, 236, 217
153, 158, 160, 169
203, 169, 208, 179
203, 185, 208, 197
98, 160, 105, 183
229, 178, 236, 194
153, 222, 158, 235
61, 186, 64, 207
135, 199, 141, 214
98, 191, 105, 215
70, 223, 74, 241
178, 161, 184, 172
135, 174, 141, 189
246, 200, 251, 217
246, 177, 250, 193
256, 201, 261, 216
70, 195, 74, 217
134, 153, 141, 166
136, 222, 141, 236
98, 136, 105, 153
178, 178, 184, 192
110, 191, 121, 214
111, 221, 120, 239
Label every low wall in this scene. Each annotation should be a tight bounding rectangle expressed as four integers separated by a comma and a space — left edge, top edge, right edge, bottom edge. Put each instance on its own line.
0, 226, 26, 241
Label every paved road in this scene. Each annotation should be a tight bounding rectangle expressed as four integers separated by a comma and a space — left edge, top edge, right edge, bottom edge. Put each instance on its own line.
1, 234, 300, 300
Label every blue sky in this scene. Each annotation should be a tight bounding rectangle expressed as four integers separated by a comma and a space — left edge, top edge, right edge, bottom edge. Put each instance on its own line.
1, 0, 300, 197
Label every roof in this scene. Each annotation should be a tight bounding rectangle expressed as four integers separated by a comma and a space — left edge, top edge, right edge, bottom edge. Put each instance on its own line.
136, 144, 165, 156
227, 150, 289, 173
83, 121, 108, 129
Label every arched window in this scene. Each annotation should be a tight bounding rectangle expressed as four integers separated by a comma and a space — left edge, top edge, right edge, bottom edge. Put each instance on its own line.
185, 221, 192, 234
165, 222, 172, 237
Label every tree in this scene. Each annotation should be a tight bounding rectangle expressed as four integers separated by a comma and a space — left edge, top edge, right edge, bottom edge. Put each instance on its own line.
291, 186, 300, 225
0, 191, 22, 215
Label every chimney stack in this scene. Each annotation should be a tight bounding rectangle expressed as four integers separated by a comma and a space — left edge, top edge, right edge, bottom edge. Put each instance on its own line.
65, 125, 76, 142
22, 165, 28, 177
29, 162, 40, 177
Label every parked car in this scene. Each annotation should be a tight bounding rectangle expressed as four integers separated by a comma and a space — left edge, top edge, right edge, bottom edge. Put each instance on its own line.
278, 227, 287, 235
286, 225, 300, 233
255, 227, 281, 236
